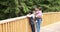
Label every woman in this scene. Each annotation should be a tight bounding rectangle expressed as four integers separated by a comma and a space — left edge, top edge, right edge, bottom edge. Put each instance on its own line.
34, 7, 42, 32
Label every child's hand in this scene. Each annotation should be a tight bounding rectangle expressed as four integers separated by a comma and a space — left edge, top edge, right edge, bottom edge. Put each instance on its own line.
26, 14, 29, 17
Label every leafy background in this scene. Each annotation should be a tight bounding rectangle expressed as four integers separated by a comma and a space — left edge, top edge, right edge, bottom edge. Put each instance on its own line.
0, 0, 60, 20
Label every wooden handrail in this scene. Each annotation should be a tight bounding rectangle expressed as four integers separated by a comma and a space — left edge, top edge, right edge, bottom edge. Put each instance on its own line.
0, 12, 60, 24
0, 12, 60, 32
0, 16, 27, 24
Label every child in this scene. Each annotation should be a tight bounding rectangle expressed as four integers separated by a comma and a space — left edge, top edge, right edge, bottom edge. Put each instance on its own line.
27, 11, 35, 32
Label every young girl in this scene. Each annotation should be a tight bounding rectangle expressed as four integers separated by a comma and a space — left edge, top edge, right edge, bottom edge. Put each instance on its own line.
34, 7, 42, 32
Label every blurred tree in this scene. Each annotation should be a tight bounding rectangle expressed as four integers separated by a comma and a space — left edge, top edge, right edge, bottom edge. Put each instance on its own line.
0, 0, 60, 20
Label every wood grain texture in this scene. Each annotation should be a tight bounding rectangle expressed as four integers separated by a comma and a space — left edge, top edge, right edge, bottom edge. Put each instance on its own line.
0, 12, 60, 32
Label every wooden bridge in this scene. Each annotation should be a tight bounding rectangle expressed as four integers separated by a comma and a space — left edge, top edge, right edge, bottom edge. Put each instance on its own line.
0, 12, 60, 32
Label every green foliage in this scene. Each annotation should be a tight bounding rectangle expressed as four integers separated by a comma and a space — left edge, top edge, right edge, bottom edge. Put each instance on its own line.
0, 0, 60, 20
21, 3, 29, 13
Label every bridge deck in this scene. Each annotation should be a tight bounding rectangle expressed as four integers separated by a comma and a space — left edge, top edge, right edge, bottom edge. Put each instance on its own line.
41, 22, 60, 32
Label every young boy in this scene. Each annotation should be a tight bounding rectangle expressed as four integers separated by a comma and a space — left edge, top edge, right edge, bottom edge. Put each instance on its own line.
27, 11, 35, 32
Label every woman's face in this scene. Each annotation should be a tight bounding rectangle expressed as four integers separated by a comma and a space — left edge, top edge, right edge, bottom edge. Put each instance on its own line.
34, 8, 39, 11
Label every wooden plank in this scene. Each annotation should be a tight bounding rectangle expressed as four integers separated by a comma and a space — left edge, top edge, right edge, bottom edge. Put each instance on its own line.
0, 24, 3, 32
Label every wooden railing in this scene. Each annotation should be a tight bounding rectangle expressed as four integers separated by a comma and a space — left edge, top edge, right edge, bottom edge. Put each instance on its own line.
0, 12, 60, 32
42, 12, 60, 26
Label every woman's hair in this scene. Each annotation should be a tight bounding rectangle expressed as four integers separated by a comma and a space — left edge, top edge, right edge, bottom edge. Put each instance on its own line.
33, 7, 37, 10
33, 7, 42, 11
38, 7, 42, 10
